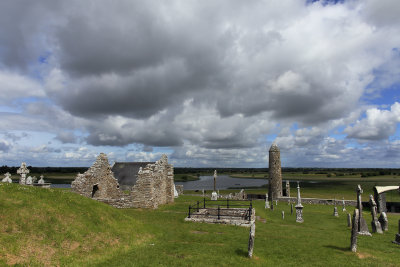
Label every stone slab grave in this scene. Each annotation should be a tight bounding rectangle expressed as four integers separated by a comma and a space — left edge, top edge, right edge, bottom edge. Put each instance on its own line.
185, 199, 255, 227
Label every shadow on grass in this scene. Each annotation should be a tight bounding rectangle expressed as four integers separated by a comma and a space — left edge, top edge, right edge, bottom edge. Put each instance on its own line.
323, 245, 349, 252
235, 248, 248, 257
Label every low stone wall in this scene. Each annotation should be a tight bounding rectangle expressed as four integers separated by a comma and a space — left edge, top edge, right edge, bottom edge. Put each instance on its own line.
277, 196, 357, 206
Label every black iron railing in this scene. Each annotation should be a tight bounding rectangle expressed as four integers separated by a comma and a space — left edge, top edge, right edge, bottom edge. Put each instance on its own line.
187, 198, 253, 222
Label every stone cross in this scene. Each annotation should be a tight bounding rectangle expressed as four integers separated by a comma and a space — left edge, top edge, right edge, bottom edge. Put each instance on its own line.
295, 182, 304, 223
213, 170, 217, 192
38, 175, 45, 184
2, 172, 12, 183
356, 185, 371, 236
350, 209, 359, 252
342, 197, 346, 212
17, 162, 30, 185
248, 223, 256, 258
379, 212, 388, 231
392, 220, 400, 245
265, 193, 270, 209
369, 195, 383, 234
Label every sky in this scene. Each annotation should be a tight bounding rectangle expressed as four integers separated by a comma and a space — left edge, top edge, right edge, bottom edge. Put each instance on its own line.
0, 0, 400, 168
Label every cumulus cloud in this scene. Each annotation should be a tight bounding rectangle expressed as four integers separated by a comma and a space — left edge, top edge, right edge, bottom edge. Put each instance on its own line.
0, 0, 400, 167
344, 102, 400, 140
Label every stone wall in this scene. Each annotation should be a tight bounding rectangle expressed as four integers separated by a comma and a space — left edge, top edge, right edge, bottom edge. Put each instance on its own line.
131, 154, 174, 208
71, 153, 123, 200
71, 153, 175, 209
269, 143, 282, 200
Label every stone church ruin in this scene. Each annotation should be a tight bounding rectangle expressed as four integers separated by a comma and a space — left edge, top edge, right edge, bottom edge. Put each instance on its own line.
71, 153, 175, 209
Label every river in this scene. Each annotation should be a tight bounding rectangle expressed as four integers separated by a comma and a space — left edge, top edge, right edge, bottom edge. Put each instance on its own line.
175, 175, 268, 190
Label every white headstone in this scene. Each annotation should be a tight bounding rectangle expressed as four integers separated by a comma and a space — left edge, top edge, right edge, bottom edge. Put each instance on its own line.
174, 184, 179, 198
2, 172, 12, 183
38, 175, 45, 184
211, 191, 218, 201
26, 176, 33, 185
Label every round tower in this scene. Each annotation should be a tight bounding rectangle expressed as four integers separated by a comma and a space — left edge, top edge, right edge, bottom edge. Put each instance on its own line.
269, 143, 282, 200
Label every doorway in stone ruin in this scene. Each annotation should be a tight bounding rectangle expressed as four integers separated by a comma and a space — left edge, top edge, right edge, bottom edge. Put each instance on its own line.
91, 184, 99, 198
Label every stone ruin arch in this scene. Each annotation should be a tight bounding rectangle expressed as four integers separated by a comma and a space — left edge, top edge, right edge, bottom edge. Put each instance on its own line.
374, 186, 400, 213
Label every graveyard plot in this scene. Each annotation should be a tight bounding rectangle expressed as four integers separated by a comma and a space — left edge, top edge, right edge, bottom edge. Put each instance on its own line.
185, 199, 255, 226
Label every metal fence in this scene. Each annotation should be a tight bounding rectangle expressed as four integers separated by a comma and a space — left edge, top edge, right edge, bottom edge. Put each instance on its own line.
187, 198, 253, 221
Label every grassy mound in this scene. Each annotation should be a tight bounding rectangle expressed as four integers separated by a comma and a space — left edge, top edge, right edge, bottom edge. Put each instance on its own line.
1, 183, 400, 266
0, 183, 147, 266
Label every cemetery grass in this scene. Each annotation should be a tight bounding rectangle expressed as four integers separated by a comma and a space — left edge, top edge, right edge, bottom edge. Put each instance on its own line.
2, 184, 400, 266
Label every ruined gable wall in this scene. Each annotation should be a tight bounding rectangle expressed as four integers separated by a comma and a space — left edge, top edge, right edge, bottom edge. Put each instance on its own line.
131, 155, 174, 208
71, 153, 123, 200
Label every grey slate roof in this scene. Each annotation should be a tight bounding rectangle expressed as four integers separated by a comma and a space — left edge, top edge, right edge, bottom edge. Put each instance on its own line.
111, 162, 154, 186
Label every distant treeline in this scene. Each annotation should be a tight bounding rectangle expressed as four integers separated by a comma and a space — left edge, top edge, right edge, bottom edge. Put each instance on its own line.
0, 166, 87, 174
174, 167, 400, 176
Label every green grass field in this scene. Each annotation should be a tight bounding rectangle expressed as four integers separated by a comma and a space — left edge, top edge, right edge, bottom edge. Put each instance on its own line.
1, 183, 400, 266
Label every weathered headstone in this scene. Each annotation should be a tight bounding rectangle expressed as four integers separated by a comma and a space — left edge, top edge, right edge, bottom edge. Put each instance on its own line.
392, 220, 400, 245
17, 162, 30, 185
379, 212, 388, 231
248, 223, 256, 258
202, 189, 205, 197
2, 172, 12, 183
38, 175, 45, 184
347, 213, 352, 227
275, 200, 278, 206
333, 206, 339, 217
369, 195, 383, 234
291, 203, 293, 215
350, 209, 359, 252
295, 181, 304, 223
265, 193, 270, 209
26, 176, 33, 185
356, 185, 371, 236
342, 197, 346, 212
285, 181, 290, 197
282, 211, 285, 219
211, 191, 218, 201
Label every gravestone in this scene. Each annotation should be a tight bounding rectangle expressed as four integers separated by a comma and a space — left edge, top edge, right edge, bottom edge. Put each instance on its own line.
333, 206, 339, 217
379, 212, 388, 231
295, 182, 304, 223
369, 195, 383, 234
342, 197, 346, 212
265, 193, 270, 209
285, 181, 290, 197
211, 191, 218, 201
282, 211, 285, 219
291, 204, 293, 215
392, 220, 400, 245
248, 223, 256, 258
38, 175, 45, 184
350, 209, 359, 252
356, 185, 371, 236
17, 162, 30, 185
275, 200, 278, 206
2, 172, 12, 183
271, 201, 274, 211
347, 213, 352, 227
26, 176, 33, 185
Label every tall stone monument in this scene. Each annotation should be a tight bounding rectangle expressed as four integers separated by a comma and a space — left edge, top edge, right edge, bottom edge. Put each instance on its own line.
268, 143, 282, 201
369, 195, 383, 234
211, 170, 218, 200
17, 162, 30, 185
295, 182, 304, 223
356, 185, 371, 236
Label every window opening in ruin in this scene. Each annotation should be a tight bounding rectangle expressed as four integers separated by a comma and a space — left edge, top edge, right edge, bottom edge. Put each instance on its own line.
91, 184, 99, 198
